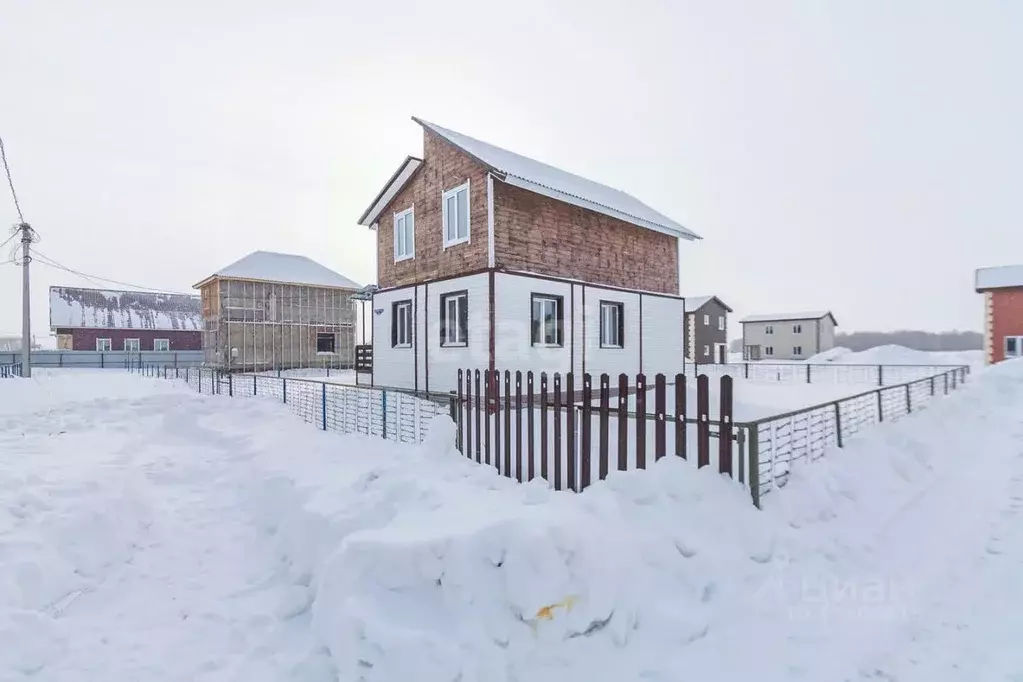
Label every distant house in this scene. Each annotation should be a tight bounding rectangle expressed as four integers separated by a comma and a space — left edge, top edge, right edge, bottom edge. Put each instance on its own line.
194, 251, 361, 371
975, 265, 1023, 364
683, 295, 732, 363
49, 287, 201, 352
740, 311, 838, 361
357, 117, 699, 392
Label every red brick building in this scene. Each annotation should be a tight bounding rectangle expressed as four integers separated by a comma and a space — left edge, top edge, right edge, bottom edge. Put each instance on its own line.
975, 265, 1023, 364
49, 286, 202, 352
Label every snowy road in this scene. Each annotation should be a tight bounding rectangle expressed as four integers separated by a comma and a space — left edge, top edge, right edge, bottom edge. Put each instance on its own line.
3, 364, 1023, 681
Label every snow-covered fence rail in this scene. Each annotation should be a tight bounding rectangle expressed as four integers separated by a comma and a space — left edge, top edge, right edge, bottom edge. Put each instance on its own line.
1, 362, 23, 378
135, 364, 451, 447
688, 361, 962, 386
740, 365, 970, 506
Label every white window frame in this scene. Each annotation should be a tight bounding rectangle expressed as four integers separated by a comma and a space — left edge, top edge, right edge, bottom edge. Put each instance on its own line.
765, 325, 774, 335
440, 291, 468, 348
394, 206, 415, 262
765, 346, 774, 356
703, 313, 710, 326
393, 300, 413, 348
718, 316, 725, 331
793, 323, 802, 334
124, 338, 140, 353
153, 338, 170, 352
96, 338, 112, 352
793, 345, 803, 356
530, 294, 563, 347
442, 181, 470, 248
600, 301, 624, 349
1006, 336, 1023, 358
703, 344, 710, 356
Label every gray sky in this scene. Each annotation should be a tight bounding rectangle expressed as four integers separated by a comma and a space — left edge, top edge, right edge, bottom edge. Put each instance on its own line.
1, 0, 1019, 342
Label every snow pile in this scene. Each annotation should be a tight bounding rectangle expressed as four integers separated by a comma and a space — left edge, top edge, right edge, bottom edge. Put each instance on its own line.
808, 344, 982, 367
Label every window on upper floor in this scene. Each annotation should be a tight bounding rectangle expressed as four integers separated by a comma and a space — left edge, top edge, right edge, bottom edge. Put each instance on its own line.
793, 323, 802, 334
154, 339, 170, 352
440, 291, 468, 347
600, 301, 624, 348
442, 182, 470, 247
317, 333, 336, 354
394, 207, 415, 261
392, 300, 413, 348
793, 345, 803, 356
124, 338, 140, 353
531, 294, 564, 347
718, 316, 725, 331
765, 325, 774, 335
703, 313, 710, 326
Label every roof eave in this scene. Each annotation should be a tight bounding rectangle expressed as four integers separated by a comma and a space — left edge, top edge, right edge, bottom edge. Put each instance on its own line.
357, 156, 424, 227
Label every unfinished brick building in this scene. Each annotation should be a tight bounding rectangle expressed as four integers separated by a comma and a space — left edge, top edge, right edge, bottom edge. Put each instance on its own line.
195, 251, 360, 371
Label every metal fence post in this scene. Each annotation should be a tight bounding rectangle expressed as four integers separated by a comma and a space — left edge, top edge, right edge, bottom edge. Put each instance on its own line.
322, 383, 328, 431
254, 374, 258, 395
806, 364, 811, 384
877, 365, 883, 386
744, 362, 749, 379
748, 426, 760, 508
905, 384, 911, 413
229, 374, 234, 397
381, 390, 387, 438
283, 378, 288, 404
834, 402, 843, 448
876, 389, 883, 422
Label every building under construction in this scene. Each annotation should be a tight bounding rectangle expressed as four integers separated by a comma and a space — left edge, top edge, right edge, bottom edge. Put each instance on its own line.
195, 251, 360, 371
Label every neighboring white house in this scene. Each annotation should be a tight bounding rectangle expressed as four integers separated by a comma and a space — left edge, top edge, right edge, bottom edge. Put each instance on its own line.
740, 311, 838, 361
357, 117, 701, 393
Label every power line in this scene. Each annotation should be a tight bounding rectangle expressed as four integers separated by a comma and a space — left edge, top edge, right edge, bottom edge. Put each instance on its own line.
0, 230, 17, 251
0, 134, 25, 224
32, 248, 193, 295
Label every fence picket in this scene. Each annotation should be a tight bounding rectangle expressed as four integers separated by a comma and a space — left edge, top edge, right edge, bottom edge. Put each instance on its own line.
553, 373, 563, 491
697, 374, 709, 468
527, 371, 535, 481
504, 370, 512, 478
599, 373, 610, 480
515, 371, 523, 483
636, 373, 647, 469
654, 373, 666, 460
617, 373, 628, 471
566, 372, 576, 491
581, 373, 592, 489
457, 369, 465, 455
675, 374, 687, 459
540, 372, 549, 482
478, 370, 485, 464
493, 370, 501, 473
719, 375, 733, 476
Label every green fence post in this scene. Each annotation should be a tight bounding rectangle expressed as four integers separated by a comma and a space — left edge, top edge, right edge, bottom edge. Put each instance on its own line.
748, 426, 761, 508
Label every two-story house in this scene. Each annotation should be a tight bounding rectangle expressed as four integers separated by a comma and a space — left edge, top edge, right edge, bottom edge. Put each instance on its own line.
740, 311, 838, 361
683, 295, 732, 363
357, 117, 701, 392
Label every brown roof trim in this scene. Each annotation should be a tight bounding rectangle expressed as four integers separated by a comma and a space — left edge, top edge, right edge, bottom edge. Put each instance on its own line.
356, 155, 424, 226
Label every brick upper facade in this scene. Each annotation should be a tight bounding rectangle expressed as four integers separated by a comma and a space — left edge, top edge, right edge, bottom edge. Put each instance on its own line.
374, 128, 680, 294
989, 288, 1023, 364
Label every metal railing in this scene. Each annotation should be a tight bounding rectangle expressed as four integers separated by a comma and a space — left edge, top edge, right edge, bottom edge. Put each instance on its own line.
737, 365, 970, 506
686, 361, 965, 386
134, 364, 452, 446
1, 362, 23, 378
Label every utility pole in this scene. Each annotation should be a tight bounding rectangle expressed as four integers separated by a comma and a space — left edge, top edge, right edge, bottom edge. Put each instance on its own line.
19, 222, 32, 377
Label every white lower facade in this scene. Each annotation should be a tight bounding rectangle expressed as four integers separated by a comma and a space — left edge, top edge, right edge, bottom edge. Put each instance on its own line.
371, 270, 685, 394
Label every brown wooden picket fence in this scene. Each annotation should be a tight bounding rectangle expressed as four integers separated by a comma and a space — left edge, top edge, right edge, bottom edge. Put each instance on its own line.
453, 369, 738, 492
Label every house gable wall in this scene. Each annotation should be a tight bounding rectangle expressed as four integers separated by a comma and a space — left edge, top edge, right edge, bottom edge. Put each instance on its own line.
990, 287, 1023, 364
685, 301, 729, 362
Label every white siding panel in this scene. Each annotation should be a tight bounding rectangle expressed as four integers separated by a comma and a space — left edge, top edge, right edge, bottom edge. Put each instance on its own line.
416, 285, 428, 389
573, 284, 584, 377
641, 295, 685, 377
427, 273, 490, 394
372, 286, 416, 390
581, 286, 640, 379
494, 273, 572, 378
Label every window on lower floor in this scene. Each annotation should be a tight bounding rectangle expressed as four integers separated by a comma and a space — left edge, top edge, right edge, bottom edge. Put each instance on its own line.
96, 338, 112, 352
765, 346, 774, 356
316, 333, 336, 354
531, 294, 564, 347
793, 345, 803, 356
703, 344, 710, 356
392, 300, 413, 347
1007, 336, 1023, 358
154, 339, 170, 352
124, 338, 140, 353
600, 301, 624, 348
440, 291, 468, 347
793, 323, 803, 334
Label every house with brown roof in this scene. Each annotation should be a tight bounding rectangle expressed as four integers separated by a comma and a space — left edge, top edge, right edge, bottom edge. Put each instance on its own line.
357, 117, 701, 391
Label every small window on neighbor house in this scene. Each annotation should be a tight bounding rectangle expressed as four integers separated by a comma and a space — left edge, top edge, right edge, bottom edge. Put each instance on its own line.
703, 344, 710, 356
394, 207, 415, 261
793, 323, 802, 334
124, 338, 140, 353
793, 345, 803, 356
96, 338, 112, 352
531, 294, 564, 347
765, 346, 774, 356
703, 314, 710, 325
440, 291, 468, 347
1007, 336, 1022, 358
154, 339, 170, 352
392, 300, 413, 348
718, 316, 725, 331
442, 182, 470, 246
600, 301, 624, 348
765, 325, 774, 335
316, 333, 336, 354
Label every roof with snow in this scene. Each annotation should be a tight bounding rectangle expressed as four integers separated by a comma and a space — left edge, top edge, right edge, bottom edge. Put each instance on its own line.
49, 287, 201, 332
358, 117, 700, 241
683, 295, 733, 313
740, 311, 838, 325
196, 251, 361, 290
976, 265, 1023, 291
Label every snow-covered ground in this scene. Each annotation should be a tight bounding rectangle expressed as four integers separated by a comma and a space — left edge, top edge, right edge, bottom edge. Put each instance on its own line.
726, 344, 983, 369
3, 363, 1023, 680
249, 368, 357, 385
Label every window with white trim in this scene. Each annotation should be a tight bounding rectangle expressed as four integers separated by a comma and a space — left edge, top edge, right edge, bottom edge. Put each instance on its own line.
600, 301, 624, 348
394, 207, 415, 261
703, 314, 710, 325
442, 182, 470, 246
440, 291, 468, 347
765, 346, 774, 356
793, 323, 802, 334
793, 345, 803, 356
153, 339, 170, 352
124, 338, 140, 353
531, 294, 564, 347
765, 325, 774, 335
703, 344, 710, 356
96, 338, 112, 352
1006, 336, 1023, 358
718, 316, 725, 331
392, 300, 413, 348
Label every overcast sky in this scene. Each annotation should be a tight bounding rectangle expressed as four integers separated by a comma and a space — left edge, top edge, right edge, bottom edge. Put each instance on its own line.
1, 0, 1019, 342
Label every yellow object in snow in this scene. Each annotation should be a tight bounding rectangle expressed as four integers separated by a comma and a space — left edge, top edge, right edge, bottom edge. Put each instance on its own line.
531, 595, 579, 626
